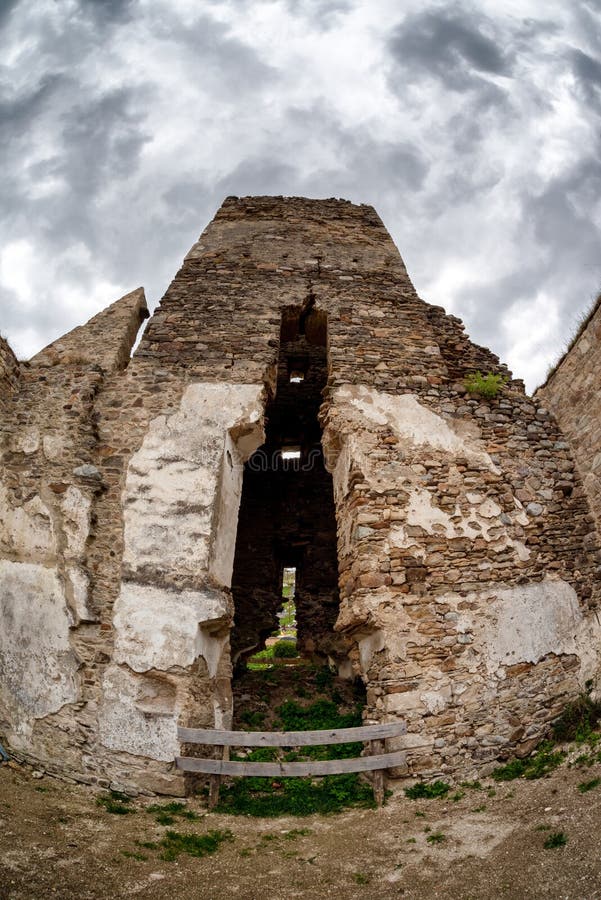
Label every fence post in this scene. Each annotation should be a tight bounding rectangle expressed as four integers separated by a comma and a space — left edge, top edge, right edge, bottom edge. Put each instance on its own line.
208, 745, 229, 810
370, 738, 385, 807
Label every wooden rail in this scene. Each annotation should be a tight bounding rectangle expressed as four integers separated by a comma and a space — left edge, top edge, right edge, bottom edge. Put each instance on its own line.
176, 721, 406, 808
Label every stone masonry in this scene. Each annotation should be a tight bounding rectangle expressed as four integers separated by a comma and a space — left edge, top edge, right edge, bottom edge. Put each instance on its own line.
537, 295, 601, 537
1, 196, 601, 795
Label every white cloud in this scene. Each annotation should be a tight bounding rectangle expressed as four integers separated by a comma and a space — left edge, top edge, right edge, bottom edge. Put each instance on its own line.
0, 0, 599, 393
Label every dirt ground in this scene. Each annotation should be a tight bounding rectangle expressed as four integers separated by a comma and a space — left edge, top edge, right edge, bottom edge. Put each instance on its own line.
2, 752, 601, 900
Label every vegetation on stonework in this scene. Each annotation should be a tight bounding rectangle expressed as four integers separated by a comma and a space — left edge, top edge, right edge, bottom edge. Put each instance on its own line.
216, 673, 375, 817
492, 742, 566, 781
463, 370, 508, 399
552, 687, 601, 743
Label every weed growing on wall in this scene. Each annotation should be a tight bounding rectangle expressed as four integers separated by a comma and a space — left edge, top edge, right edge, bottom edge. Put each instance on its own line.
552, 687, 601, 743
463, 370, 508, 398
492, 742, 566, 781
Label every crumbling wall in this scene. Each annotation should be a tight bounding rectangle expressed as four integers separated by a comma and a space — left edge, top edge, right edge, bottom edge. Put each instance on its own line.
1, 195, 600, 792
0, 335, 20, 414
537, 296, 601, 537
0, 290, 151, 785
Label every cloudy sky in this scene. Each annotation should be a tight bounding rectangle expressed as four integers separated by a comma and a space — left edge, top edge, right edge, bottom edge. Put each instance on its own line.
1, 0, 600, 391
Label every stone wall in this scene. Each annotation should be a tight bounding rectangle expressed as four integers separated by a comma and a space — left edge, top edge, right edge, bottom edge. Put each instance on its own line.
0, 335, 20, 414
1, 196, 601, 793
537, 296, 601, 536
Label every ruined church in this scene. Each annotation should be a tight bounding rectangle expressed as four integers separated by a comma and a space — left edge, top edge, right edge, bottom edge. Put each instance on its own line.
1, 195, 600, 795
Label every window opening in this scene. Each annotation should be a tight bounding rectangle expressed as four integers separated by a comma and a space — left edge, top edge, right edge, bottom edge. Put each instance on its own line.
281, 445, 301, 461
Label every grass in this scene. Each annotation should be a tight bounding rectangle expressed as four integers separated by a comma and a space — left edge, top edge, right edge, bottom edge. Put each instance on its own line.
426, 832, 446, 844
492, 742, 566, 781
146, 801, 200, 825
543, 831, 568, 849
240, 709, 266, 729
273, 639, 299, 659
159, 829, 233, 861
96, 791, 134, 815
577, 778, 601, 794
120, 850, 147, 861
404, 781, 450, 800
215, 689, 374, 817
552, 690, 601, 744
215, 773, 374, 817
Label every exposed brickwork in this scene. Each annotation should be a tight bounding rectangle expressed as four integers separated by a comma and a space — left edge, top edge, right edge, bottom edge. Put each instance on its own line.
1, 196, 601, 794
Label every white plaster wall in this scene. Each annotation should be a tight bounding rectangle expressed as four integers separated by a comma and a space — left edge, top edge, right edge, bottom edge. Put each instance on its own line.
113, 582, 230, 676
0, 559, 79, 741
122, 382, 263, 582
101, 381, 265, 761
0, 482, 55, 561
98, 664, 179, 761
333, 385, 498, 472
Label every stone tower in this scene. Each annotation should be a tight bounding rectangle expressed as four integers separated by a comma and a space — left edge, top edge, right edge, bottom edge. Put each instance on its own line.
1, 196, 600, 794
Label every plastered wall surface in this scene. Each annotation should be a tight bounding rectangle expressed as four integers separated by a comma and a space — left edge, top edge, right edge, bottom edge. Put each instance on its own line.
1, 196, 600, 792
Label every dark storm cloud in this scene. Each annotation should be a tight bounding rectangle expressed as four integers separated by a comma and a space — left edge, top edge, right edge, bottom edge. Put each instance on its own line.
570, 49, 601, 109
0, 0, 20, 27
0, 74, 66, 137
388, 4, 512, 91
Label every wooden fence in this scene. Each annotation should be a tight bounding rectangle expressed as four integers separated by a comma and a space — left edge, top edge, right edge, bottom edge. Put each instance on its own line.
176, 721, 406, 808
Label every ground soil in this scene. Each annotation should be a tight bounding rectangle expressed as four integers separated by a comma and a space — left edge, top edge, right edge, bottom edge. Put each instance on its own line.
2, 668, 601, 899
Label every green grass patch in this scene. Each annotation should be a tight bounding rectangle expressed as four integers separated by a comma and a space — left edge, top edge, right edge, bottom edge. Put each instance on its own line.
492, 743, 566, 781
578, 777, 601, 793
216, 773, 375, 817
284, 828, 312, 839
96, 791, 134, 815
426, 832, 446, 844
273, 640, 299, 659
159, 829, 233, 861
553, 690, 601, 744
120, 850, 147, 861
240, 710, 266, 729
543, 831, 568, 849
218, 671, 373, 817
404, 781, 450, 800
146, 801, 199, 825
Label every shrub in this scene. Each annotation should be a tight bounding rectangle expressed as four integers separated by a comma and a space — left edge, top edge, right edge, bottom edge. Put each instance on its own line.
543, 831, 567, 849
404, 781, 450, 800
464, 371, 508, 399
273, 639, 298, 658
492, 742, 566, 781
552, 689, 601, 743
